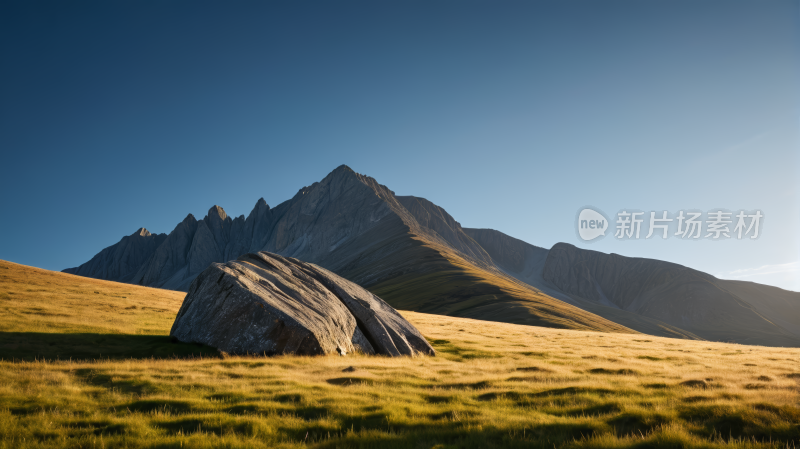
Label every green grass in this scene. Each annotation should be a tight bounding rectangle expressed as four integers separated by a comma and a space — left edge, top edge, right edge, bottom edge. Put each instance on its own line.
1, 260, 800, 448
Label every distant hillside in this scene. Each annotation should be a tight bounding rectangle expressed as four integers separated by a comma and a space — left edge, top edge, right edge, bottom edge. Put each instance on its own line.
542, 243, 800, 347
464, 229, 702, 341
464, 228, 800, 347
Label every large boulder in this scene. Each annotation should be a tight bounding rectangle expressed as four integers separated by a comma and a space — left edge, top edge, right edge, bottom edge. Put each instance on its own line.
170, 251, 435, 357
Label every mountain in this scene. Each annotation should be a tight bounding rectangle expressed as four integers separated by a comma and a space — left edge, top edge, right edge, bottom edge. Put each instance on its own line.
64, 165, 800, 346
63, 165, 633, 334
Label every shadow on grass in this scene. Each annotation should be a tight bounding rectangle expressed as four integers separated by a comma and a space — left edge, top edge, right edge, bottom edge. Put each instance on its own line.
326, 377, 377, 386
280, 420, 603, 449
74, 368, 158, 396
70, 420, 128, 436
552, 403, 622, 418
608, 412, 668, 437
478, 386, 617, 403
154, 417, 257, 436
126, 400, 197, 414
679, 404, 800, 442
0, 331, 219, 361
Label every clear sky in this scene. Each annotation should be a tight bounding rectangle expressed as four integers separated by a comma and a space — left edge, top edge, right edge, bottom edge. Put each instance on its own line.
1, 1, 798, 291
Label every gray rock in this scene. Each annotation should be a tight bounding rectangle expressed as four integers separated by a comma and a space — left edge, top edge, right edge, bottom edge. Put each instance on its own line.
170, 251, 435, 357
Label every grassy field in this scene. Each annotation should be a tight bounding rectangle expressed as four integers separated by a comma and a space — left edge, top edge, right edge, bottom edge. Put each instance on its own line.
1, 260, 799, 448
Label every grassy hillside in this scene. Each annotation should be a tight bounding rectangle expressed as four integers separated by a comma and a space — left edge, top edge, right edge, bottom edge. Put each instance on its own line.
0, 260, 217, 360
1, 260, 799, 448
367, 237, 637, 334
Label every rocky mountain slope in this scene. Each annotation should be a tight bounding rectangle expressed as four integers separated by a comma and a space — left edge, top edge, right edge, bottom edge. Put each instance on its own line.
464, 228, 800, 346
542, 243, 800, 347
63, 228, 167, 283
64, 165, 800, 346
463, 229, 702, 340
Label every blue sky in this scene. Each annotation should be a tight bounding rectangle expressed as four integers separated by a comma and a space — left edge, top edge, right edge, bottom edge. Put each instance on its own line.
1, 1, 798, 291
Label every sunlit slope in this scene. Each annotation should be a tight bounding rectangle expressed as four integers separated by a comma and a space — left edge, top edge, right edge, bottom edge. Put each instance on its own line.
0, 260, 216, 359
0, 259, 185, 334
367, 239, 637, 334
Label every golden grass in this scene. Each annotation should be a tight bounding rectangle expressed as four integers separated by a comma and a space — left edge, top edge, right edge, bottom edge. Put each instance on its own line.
0, 260, 216, 361
1, 259, 799, 448
0, 260, 183, 335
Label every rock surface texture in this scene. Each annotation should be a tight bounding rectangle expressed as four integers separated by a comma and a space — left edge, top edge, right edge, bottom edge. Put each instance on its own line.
170, 251, 436, 357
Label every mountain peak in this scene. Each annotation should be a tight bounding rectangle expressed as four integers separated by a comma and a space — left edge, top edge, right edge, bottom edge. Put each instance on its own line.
132, 228, 151, 237
208, 205, 228, 221
328, 164, 357, 179
183, 213, 197, 224
255, 197, 269, 209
